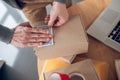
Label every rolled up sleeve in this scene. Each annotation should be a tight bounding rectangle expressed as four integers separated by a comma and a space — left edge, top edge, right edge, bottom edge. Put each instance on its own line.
0, 25, 14, 44
3, 0, 24, 9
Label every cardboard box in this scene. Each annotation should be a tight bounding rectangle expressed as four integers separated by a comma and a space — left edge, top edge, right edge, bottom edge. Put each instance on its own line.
34, 15, 88, 60
59, 55, 76, 63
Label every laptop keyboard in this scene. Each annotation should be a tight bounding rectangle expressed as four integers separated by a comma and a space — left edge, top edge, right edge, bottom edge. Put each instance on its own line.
108, 21, 120, 44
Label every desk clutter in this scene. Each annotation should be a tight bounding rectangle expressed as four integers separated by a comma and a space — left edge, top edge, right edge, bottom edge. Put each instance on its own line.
35, 15, 88, 60
38, 59, 109, 80
45, 59, 99, 80
37, 15, 90, 80
36, 0, 120, 79
37, 15, 110, 80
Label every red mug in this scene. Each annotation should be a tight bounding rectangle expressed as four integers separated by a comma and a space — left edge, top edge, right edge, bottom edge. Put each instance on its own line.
48, 72, 70, 80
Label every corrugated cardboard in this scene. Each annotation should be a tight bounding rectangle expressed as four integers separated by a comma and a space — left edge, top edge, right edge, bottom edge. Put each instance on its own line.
34, 15, 88, 60
59, 55, 76, 63
44, 59, 99, 80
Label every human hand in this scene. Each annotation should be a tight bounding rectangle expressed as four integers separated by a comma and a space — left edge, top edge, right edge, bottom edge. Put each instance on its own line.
47, 1, 69, 27
10, 22, 52, 48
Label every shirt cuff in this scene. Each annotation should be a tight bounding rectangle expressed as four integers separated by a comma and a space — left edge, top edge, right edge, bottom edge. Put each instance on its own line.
54, 0, 66, 3
0, 25, 14, 44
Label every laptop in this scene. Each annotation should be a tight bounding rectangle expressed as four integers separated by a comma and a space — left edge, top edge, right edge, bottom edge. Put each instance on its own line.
87, 0, 120, 52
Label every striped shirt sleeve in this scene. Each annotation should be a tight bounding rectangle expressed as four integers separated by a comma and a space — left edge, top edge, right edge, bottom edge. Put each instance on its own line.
0, 25, 14, 44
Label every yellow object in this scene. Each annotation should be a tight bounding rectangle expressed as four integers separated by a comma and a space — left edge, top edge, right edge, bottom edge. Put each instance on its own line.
38, 59, 109, 80
93, 60, 109, 80
37, 58, 70, 80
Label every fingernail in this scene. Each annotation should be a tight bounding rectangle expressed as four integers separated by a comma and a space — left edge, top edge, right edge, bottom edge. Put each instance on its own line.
48, 23, 52, 27
49, 35, 52, 37
40, 43, 42, 45
46, 31, 49, 34
46, 38, 50, 41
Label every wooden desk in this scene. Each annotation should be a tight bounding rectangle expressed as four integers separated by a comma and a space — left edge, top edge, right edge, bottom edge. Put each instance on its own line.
68, 0, 120, 80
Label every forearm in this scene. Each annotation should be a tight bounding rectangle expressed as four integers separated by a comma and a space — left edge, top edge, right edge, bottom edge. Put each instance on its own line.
0, 25, 14, 44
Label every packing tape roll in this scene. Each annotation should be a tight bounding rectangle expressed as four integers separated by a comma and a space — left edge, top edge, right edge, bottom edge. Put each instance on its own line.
48, 72, 70, 80
69, 72, 86, 80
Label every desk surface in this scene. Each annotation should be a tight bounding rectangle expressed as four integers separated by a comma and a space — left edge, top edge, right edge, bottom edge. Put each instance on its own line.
68, 0, 120, 80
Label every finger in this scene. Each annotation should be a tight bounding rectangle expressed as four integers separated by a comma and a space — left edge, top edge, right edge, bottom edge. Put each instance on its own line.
45, 17, 50, 22
28, 37, 50, 43
45, 15, 50, 22
26, 28, 50, 34
11, 38, 41, 48
44, 17, 50, 24
54, 18, 67, 26
11, 38, 43, 47
48, 15, 57, 27
45, 20, 49, 24
45, 17, 50, 21
54, 21, 62, 26
45, 20, 47, 23
29, 34, 52, 38
45, 15, 50, 19
27, 42, 43, 47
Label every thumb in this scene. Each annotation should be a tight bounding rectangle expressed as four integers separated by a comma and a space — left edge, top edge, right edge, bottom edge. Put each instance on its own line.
48, 15, 57, 27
